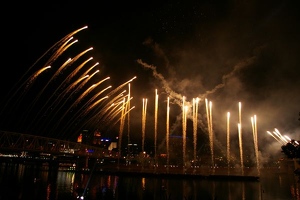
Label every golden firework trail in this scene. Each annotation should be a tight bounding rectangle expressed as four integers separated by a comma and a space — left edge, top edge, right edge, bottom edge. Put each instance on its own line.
82, 62, 99, 77
64, 57, 93, 85
49, 37, 78, 64
35, 75, 91, 131
82, 86, 112, 114
25, 66, 51, 90
115, 105, 135, 132
106, 76, 136, 97
104, 96, 133, 124
267, 131, 284, 144
142, 98, 148, 153
192, 97, 199, 168
227, 112, 230, 169
31, 58, 72, 111
66, 47, 93, 67
97, 90, 127, 118
11, 26, 87, 97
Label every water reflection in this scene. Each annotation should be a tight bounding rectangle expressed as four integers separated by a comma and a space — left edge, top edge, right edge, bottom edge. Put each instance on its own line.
0, 163, 300, 199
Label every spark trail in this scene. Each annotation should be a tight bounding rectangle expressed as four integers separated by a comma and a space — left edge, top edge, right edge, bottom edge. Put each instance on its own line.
64, 56, 93, 85
205, 99, 214, 167
154, 89, 158, 165
251, 115, 260, 176
8, 66, 51, 113
192, 97, 199, 169
227, 112, 230, 170
3, 26, 87, 105
166, 97, 170, 170
142, 98, 148, 153
22, 48, 94, 127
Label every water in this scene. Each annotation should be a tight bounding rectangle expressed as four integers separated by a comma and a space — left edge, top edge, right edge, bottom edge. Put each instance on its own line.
0, 162, 299, 200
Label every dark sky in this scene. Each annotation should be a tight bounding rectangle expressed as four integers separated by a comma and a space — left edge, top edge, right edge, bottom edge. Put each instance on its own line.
1, 1, 300, 158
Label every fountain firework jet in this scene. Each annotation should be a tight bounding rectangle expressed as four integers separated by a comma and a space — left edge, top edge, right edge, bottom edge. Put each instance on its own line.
227, 112, 230, 171
166, 97, 170, 171
154, 89, 159, 165
238, 102, 244, 175
192, 97, 199, 170
251, 115, 260, 176
126, 83, 131, 147
238, 123, 244, 175
142, 98, 148, 153
182, 96, 187, 169
205, 99, 214, 168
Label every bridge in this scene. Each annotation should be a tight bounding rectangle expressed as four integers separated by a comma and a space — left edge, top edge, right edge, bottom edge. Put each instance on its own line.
0, 130, 112, 170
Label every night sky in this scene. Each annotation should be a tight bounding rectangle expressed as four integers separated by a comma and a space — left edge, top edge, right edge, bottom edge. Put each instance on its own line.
1, 1, 300, 159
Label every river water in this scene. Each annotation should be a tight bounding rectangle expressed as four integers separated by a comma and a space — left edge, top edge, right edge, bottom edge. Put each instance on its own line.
0, 161, 299, 200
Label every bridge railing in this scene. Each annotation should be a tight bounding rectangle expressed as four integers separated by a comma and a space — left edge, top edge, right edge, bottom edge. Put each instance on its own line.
0, 131, 106, 158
